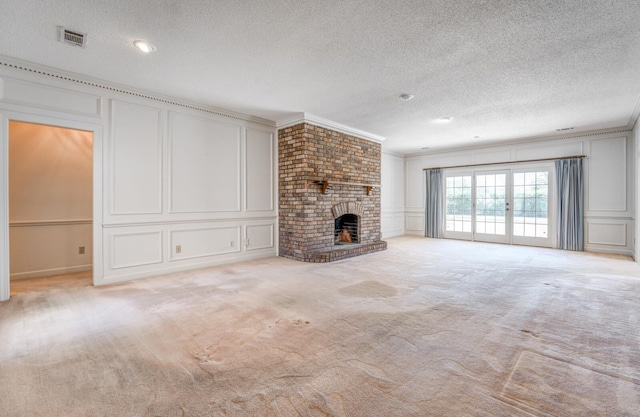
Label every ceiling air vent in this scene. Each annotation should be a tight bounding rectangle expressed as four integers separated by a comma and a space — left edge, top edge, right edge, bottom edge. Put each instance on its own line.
59, 26, 87, 48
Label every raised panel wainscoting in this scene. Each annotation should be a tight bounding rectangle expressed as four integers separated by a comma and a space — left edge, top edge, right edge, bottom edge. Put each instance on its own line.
0, 59, 278, 298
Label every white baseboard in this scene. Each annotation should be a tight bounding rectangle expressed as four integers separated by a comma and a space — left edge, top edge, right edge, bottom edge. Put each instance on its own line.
10, 264, 93, 280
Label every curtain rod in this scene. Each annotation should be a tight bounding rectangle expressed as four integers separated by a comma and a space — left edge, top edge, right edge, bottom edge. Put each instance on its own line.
422, 155, 586, 171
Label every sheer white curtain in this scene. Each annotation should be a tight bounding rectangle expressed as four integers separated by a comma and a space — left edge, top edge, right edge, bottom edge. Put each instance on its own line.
555, 158, 584, 250
425, 169, 443, 238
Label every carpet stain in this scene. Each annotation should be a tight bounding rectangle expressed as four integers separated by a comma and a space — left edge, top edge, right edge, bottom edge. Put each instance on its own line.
520, 329, 540, 338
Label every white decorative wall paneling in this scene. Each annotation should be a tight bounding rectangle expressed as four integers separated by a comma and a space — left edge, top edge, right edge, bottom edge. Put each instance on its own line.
101, 219, 277, 285
381, 152, 405, 239
169, 112, 242, 214
587, 137, 627, 213
109, 231, 164, 270
514, 141, 584, 161
170, 226, 241, 261
0, 59, 277, 300
110, 100, 163, 215
405, 211, 425, 236
0, 76, 102, 118
382, 210, 406, 238
405, 158, 425, 210
585, 219, 633, 255
245, 128, 275, 212
245, 223, 275, 251
586, 220, 628, 246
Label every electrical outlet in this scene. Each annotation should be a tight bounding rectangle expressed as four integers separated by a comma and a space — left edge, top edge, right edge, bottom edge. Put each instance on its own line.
78, 246, 85, 255
176, 245, 182, 254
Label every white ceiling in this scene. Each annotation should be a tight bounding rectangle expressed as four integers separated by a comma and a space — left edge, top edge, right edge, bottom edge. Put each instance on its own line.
1, 0, 639, 154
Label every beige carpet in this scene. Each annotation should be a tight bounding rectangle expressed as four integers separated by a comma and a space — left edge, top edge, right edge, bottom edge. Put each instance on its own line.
1, 236, 640, 416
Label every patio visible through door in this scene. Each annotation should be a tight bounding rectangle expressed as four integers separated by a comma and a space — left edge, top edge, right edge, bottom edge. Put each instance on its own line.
444, 166, 552, 247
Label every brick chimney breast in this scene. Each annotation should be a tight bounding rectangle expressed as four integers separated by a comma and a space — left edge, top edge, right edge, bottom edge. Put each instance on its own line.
278, 122, 386, 262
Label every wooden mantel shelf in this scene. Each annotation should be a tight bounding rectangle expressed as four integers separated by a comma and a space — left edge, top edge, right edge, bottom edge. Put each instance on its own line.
313, 180, 381, 195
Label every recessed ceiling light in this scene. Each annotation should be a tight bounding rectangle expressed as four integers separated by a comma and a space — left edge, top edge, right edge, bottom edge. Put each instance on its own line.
399, 93, 414, 101
434, 117, 453, 123
133, 40, 157, 53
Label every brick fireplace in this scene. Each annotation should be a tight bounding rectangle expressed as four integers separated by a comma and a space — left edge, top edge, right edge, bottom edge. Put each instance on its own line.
278, 121, 387, 262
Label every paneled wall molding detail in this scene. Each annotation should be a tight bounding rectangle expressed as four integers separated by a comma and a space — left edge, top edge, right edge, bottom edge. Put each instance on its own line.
276, 113, 385, 144
109, 100, 163, 215
109, 231, 163, 270
0, 57, 278, 295
9, 219, 92, 227
169, 226, 241, 261
245, 224, 275, 251
586, 221, 627, 247
168, 112, 242, 214
0, 57, 274, 127
1, 76, 102, 118
102, 216, 277, 228
587, 136, 627, 212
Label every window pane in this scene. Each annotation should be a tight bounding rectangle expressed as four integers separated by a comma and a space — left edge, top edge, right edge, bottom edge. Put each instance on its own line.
514, 173, 524, 186
445, 175, 472, 233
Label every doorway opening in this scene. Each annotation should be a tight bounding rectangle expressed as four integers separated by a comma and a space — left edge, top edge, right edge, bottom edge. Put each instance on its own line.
8, 121, 93, 289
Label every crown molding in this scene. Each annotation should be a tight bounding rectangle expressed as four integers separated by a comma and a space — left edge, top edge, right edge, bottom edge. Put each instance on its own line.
628, 92, 640, 131
405, 126, 632, 158
276, 112, 385, 144
0, 54, 276, 127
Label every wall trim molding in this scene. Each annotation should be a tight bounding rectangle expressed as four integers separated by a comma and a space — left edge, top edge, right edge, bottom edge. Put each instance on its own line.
102, 216, 278, 228
10, 264, 92, 281
276, 112, 385, 144
9, 219, 92, 227
0, 55, 276, 127
627, 92, 640, 130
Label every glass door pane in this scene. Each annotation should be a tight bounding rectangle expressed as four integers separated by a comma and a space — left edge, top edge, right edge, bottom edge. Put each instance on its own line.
512, 169, 552, 247
474, 171, 509, 244
444, 174, 472, 239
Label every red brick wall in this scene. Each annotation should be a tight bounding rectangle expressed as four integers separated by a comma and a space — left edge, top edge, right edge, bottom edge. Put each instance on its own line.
278, 123, 382, 261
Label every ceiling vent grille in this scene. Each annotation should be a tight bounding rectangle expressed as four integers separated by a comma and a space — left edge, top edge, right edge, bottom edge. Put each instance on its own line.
59, 27, 87, 48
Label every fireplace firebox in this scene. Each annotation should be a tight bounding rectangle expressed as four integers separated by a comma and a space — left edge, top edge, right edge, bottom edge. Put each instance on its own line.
335, 214, 358, 244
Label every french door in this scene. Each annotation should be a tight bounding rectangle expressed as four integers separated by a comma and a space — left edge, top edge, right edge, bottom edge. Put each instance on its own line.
474, 170, 510, 244
444, 167, 552, 247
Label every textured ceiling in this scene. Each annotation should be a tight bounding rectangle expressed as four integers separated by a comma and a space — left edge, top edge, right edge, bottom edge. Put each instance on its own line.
1, 0, 639, 154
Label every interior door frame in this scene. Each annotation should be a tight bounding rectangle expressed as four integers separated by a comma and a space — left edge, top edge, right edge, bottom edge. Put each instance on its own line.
0, 111, 103, 301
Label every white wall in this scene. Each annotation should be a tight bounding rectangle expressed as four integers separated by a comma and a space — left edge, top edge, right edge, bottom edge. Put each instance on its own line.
405, 131, 635, 256
0, 59, 278, 300
381, 151, 405, 238
9, 121, 93, 279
